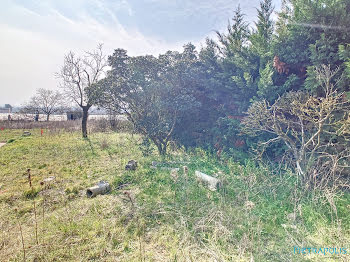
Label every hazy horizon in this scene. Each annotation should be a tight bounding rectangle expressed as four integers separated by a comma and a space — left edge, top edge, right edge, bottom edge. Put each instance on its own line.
0, 0, 281, 106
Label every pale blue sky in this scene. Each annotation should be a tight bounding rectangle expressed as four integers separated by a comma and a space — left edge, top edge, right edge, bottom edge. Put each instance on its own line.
0, 0, 281, 105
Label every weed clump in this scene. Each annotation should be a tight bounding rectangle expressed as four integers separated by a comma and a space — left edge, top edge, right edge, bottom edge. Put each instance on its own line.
65, 186, 79, 195
100, 138, 110, 150
114, 173, 134, 189
23, 187, 40, 199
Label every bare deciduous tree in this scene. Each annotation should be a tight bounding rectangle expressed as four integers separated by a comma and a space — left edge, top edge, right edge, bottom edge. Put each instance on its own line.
34, 88, 64, 121
57, 44, 107, 138
20, 101, 40, 120
21, 88, 65, 121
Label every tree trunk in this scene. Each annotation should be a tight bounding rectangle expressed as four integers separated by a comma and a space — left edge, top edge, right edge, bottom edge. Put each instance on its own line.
161, 143, 167, 156
46, 114, 50, 121
155, 141, 167, 156
82, 106, 90, 138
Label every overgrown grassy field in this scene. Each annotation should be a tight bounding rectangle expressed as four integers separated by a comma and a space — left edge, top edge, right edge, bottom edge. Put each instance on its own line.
0, 129, 349, 261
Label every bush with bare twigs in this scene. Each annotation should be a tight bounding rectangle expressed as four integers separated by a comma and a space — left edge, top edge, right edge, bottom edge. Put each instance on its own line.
242, 65, 350, 192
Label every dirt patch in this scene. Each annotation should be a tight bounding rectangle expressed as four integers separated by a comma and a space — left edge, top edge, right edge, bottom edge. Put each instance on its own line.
0, 143, 6, 148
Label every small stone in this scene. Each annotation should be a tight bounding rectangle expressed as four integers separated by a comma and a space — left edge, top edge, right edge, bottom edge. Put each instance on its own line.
244, 200, 255, 210
281, 224, 297, 230
125, 160, 137, 171
287, 212, 296, 221
43, 176, 55, 183
22, 131, 31, 137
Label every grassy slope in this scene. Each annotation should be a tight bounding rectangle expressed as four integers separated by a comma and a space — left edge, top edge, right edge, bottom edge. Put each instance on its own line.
0, 129, 349, 261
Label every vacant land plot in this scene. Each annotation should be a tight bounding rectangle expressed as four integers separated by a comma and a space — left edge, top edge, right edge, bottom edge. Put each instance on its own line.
0, 130, 349, 261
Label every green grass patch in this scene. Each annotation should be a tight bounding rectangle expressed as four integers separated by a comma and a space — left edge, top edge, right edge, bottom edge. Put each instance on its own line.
0, 129, 349, 261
